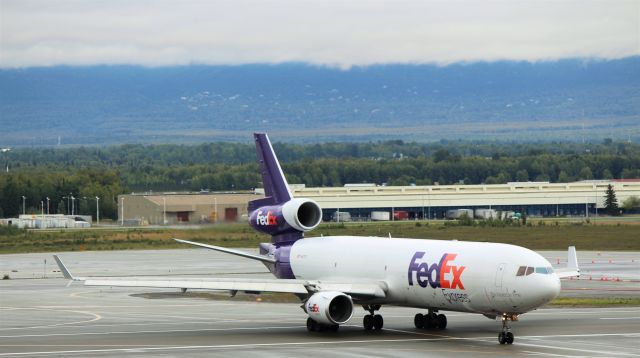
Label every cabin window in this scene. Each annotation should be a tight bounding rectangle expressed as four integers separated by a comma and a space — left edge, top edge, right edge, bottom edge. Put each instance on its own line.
516, 266, 527, 276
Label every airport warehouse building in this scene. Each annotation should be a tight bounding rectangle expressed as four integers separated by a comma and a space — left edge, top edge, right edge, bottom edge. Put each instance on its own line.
118, 180, 640, 224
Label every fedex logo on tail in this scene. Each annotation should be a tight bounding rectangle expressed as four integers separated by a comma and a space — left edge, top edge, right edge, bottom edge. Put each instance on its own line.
256, 210, 278, 226
408, 252, 465, 290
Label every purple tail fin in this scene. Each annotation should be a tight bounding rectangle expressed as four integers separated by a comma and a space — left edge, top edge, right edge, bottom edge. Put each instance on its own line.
248, 133, 292, 212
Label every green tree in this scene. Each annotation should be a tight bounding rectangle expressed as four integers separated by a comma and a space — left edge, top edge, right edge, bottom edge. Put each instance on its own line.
604, 184, 620, 216
516, 169, 529, 182
578, 166, 593, 180
602, 169, 613, 180
557, 171, 571, 183
622, 196, 640, 212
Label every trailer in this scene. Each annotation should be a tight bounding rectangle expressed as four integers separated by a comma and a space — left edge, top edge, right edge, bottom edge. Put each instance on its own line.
446, 209, 474, 220
371, 211, 391, 221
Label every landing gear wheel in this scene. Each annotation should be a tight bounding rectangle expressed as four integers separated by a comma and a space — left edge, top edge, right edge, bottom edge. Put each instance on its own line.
414, 313, 424, 329
436, 314, 447, 330
362, 305, 383, 331
498, 313, 517, 344
373, 314, 384, 330
424, 313, 434, 329
363, 314, 374, 330
306, 317, 317, 332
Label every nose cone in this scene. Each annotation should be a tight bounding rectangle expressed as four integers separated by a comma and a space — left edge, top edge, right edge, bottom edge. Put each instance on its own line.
537, 276, 561, 305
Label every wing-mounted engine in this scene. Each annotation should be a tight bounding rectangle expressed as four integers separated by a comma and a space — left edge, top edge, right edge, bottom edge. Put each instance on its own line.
249, 198, 322, 236
305, 291, 354, 325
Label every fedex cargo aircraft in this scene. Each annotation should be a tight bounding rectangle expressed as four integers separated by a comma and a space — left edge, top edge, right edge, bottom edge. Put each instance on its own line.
55, 133, 579, 345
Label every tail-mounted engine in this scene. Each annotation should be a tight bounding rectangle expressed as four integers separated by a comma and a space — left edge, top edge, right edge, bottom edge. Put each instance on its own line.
305, 291, 354, 325
249, 198, 322, 236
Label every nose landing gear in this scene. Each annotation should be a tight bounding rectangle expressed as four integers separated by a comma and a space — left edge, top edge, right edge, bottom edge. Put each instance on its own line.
362, 304, 383, 331
498, 313, 517, 344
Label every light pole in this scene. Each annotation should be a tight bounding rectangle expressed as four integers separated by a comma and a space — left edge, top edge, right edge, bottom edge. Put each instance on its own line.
96, 196, 100, 226
163, 196, 166, 225
21, 196, 26, 216
46, 197, 50, 215
121, 197, 124, 226
70, 195, 75, 216
40, 200, 44, 217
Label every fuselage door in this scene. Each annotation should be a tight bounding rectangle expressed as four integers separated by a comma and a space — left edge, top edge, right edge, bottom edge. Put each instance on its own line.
495, 263, 506, 287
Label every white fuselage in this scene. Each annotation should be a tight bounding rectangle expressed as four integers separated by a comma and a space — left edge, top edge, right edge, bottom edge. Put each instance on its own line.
290, 236, 560, 315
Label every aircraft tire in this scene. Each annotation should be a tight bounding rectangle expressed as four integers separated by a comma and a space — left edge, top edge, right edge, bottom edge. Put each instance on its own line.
436, 314, 447, 329
506, 332, 514, 344
498, 332, 506, 344
306, 317, 317, 332
373, 314, 384, 330
363, 314, 374, 330
414, 313, 424, 329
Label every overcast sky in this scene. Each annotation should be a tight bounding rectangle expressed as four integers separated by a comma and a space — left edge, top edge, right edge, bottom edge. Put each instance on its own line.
1, 0, 638, 69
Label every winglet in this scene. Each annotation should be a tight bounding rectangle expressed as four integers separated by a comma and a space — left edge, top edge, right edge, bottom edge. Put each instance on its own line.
567, 246, 579, 272
53, 255, 76, 280
555, 246, 580, 278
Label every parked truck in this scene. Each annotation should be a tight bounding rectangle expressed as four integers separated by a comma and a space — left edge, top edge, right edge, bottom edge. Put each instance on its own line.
446, 209, 474, 220
371, 211, 391, 221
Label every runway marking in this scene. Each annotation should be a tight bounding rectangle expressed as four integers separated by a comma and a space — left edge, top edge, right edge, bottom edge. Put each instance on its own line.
510, 340, 639, 357
0, 325, 308, 338
1, 333, 639, 357
599, 317, 640, 320
0, 308, 101, 331
0, 338, 481, 357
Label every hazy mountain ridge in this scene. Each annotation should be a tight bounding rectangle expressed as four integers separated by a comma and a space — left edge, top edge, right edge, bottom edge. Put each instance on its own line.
1, 58, 638, 146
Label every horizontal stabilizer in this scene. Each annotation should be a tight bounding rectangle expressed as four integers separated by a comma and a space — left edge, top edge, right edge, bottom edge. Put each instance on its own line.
174, 239, 276, 264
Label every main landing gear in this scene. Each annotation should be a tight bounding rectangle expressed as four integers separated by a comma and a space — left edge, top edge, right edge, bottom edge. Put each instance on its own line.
498, 314, 517, 345
362, 304, 383, 331
414, 309, 447, 330
306, 317, 339, 332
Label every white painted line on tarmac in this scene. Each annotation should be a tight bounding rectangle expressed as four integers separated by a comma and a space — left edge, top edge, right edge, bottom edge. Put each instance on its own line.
1, 332, 639, 357
0, 325, 308, 338
0, 337, 447, 357
599, 317, 640, 320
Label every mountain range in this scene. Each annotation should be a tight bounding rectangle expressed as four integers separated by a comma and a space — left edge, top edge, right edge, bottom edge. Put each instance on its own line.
1, 57, 638, 146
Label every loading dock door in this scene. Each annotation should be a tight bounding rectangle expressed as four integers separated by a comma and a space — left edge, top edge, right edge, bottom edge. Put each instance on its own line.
225, 208, 238, 222
176, 211, 189, 222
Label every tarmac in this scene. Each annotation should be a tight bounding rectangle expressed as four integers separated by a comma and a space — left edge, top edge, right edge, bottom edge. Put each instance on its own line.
1, 249, 639, 357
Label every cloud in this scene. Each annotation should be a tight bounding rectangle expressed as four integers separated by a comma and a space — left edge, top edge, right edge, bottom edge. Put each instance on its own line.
1, 0, 638, 68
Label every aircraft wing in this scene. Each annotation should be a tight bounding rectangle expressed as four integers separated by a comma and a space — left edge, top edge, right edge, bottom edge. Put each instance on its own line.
53, 255, 387, 299
555, 246, 580, 278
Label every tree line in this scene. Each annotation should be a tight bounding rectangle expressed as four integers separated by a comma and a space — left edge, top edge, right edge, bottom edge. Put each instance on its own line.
1, 140, 638, 219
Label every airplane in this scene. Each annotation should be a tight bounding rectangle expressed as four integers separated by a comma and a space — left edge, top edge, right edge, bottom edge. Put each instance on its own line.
54, 132, 580, 345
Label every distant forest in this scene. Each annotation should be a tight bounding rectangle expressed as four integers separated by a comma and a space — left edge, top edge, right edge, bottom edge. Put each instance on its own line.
1, 140, 639, 219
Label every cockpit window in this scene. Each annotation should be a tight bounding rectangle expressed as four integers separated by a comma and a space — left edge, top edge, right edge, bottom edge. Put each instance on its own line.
517, 266, 554, 276
535, 267, 554, 274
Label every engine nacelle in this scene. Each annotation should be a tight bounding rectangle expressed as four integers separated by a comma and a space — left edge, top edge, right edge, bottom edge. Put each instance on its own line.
305, 291, 354, 325
249, 198, 322, 236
